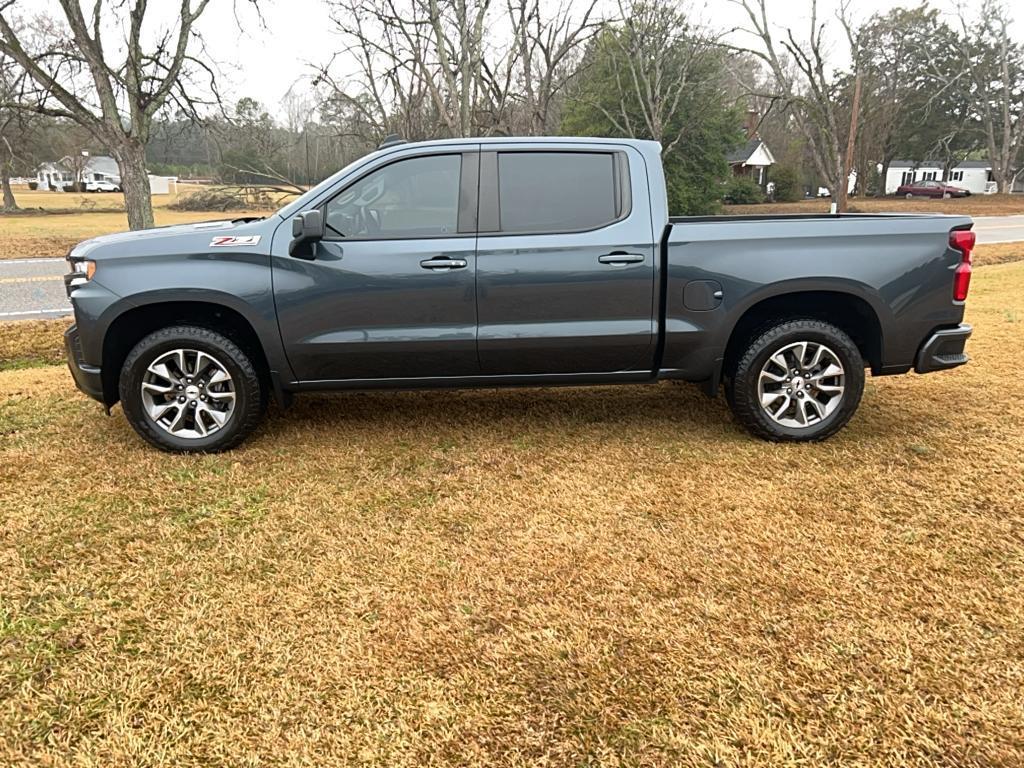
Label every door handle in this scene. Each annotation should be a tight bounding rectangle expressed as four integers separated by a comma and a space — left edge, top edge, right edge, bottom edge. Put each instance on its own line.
598, 252, 645, 265
420, 257, 468, 271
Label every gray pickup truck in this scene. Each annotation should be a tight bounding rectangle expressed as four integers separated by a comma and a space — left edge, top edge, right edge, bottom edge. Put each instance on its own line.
64, 137, 974, 452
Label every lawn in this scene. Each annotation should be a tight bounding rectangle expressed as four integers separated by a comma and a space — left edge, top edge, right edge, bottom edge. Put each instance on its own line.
0, 184, 267, 260
1, 260, 1022, 765
3, 184, 1022, 262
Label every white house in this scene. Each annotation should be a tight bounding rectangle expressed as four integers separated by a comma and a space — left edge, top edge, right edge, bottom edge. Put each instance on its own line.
35, 154, 176, 194
884, 160, 996, 195
36, 154, 122, 190
727, 137, 776, 189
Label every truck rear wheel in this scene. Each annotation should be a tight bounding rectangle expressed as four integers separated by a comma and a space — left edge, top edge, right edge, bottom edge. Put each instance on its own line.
726, 319, 865, 442
119, 325, 266, 452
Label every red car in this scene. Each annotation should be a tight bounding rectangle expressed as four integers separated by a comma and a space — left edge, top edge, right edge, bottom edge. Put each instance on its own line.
895, 179, 971, 199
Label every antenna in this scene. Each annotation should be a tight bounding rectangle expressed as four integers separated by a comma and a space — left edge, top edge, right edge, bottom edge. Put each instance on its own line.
378, 134, 406, 149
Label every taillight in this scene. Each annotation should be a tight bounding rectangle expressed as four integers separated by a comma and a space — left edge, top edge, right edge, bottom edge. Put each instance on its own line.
950, 229, 974, 302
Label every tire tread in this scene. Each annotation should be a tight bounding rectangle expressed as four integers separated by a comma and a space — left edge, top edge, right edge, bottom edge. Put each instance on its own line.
726, 318, 864, 442
119, 325, 264, 453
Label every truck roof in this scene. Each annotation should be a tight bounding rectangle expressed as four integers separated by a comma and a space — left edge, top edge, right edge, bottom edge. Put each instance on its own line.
376, 136, 663, 153
278, 136, 665, 220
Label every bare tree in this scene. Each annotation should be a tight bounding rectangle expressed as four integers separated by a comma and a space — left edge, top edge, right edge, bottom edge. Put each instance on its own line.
480, 0, 600, 134
958, 0, 1024, 194
0, 113, 20, 209
320, 0, 489, 140
319, 0, 601, 142
728, 0, 859, 210
582, 0, 725, 153
0, 1, 237, 229
0, 52, 20, 209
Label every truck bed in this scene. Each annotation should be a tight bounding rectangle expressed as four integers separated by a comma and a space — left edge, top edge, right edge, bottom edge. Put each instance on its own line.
659, 212, 973, 385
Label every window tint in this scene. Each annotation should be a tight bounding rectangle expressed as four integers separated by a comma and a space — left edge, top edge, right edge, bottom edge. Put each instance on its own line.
324, 154, 462, 239
497, 152, 622, 233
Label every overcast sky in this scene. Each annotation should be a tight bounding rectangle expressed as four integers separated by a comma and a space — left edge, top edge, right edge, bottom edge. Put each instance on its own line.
34, 0, 1020, 119
193, 0, 1017, 118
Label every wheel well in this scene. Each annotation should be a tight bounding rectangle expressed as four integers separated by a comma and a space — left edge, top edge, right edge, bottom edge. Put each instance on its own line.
101, 301, 270, 406
723, 291, 883, 378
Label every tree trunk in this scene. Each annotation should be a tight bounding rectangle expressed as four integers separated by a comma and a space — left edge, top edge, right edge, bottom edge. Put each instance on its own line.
113, 141, 154, 230
877, 158, 892, 197
1, 165, 17, 211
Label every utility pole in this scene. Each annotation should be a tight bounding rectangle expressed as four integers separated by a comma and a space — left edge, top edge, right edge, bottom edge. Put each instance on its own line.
837, 71, 863, 214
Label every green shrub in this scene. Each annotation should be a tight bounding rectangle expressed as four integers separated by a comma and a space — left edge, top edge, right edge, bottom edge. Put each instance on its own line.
771, 166, 801, 202
723, 176, 764, 205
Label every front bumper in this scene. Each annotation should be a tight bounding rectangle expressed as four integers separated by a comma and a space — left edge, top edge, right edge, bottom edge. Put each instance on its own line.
915, 323, 972, 373
64, 324, 104, 402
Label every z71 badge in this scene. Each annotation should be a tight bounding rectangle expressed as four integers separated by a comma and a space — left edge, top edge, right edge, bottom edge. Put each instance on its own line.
210, 235, 261, 247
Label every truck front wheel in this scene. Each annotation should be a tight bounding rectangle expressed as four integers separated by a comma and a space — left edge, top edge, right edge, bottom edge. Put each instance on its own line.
119, 325, 266, 452
726, 319, 865, 442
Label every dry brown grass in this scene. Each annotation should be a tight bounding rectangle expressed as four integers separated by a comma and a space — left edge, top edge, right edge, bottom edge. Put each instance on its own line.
1, 263, 1023, 766
0, 184, 266, 260
0, 318, 71, 370
2, 188, 1021, 261
6, 182, 219, 212
726, 193, 1024, 216
974, 242, 1024, 267
0, 209, 266, 260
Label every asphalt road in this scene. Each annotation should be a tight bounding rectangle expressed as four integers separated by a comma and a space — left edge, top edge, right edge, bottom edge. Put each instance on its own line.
1, 214, 1022, 323
0, 258, 70, 322
973, 214, 1024, 245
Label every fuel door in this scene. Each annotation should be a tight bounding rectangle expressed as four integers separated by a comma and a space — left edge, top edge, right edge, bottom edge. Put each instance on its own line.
683, 280, 724, 311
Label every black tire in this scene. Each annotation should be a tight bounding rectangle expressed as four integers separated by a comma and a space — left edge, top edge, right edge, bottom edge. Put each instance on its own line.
119, 325, 266, 452
725, 319, 865, 442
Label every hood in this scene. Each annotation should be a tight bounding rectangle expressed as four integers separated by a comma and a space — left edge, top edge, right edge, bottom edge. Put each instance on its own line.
69, 217, 274, 261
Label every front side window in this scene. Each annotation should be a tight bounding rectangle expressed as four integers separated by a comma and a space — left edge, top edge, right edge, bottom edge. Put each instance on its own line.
496, 151, 624, 234
324, 154, 462, 239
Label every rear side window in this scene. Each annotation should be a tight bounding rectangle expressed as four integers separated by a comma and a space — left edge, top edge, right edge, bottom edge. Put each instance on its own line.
496, 152, 627, 233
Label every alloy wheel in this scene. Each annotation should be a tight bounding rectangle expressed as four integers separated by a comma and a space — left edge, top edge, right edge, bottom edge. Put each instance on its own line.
757, 341, 845, 428
140, 348, 236, 439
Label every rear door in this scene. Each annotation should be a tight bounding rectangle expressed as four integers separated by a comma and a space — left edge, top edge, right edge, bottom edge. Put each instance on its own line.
475, 145, 657, 374
273, 150, 480, 382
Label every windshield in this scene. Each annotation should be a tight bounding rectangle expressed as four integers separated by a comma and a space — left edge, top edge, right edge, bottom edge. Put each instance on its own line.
275, 149, 382, 220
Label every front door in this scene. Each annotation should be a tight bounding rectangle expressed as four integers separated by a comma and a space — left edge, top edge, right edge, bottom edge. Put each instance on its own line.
475, 147, 657, 374
273, 151, 480, 382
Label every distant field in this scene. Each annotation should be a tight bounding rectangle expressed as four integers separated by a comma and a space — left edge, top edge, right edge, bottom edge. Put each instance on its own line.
725, 194, 1024, 216
6, 182, 211, 212
2, 184, 1022, 261
0, 184, 269, 260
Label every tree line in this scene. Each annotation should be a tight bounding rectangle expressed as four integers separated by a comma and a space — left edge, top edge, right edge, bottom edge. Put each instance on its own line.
1, 0, 1022, 229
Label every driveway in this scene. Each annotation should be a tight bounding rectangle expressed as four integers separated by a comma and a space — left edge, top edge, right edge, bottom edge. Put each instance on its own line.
2, 214, 1022, 322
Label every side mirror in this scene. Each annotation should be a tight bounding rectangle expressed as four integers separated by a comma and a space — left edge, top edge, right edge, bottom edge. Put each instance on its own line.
289, 209, 325, 259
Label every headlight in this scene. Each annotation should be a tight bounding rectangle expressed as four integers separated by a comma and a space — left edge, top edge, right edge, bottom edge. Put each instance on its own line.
73, 260, 96, 278
67, 259, 96, 285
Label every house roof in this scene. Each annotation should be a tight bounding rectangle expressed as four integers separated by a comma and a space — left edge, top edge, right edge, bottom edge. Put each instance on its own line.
41, 155, 121, 177
727, 138, 775, 166
78, 155, 120, 176
890, 159, 991, 169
